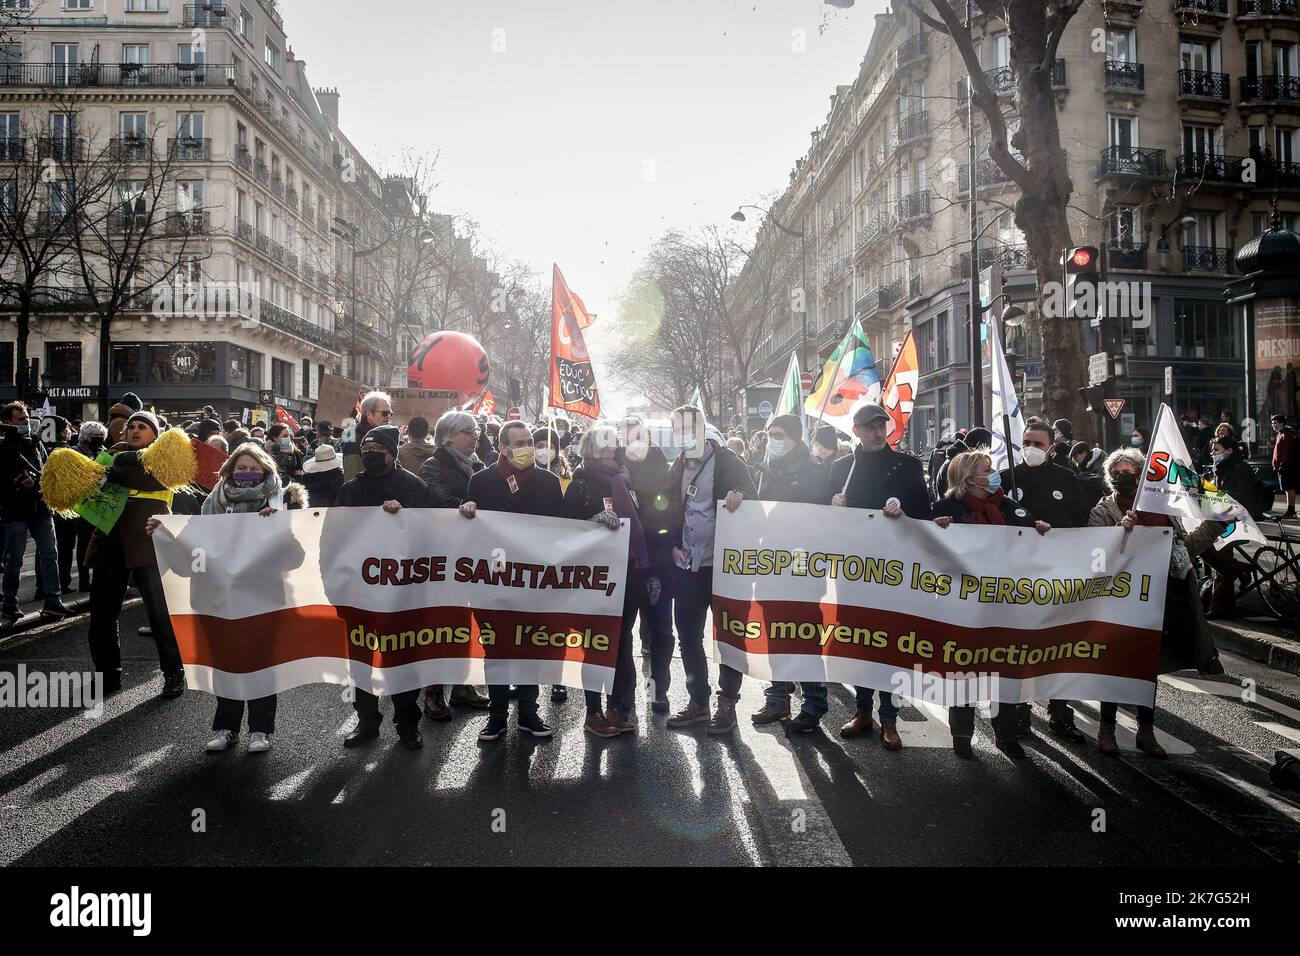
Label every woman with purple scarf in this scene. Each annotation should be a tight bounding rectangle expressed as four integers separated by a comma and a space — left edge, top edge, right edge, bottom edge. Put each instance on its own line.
562, 422, 650, 738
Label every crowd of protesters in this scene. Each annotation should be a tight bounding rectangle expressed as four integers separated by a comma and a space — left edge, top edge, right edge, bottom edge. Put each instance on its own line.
1, 384, 1294, 761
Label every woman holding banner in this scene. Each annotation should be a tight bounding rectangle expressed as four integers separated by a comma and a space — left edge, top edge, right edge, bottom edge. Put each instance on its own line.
1088, 448, 1224, 759
932, 450, 1050, 760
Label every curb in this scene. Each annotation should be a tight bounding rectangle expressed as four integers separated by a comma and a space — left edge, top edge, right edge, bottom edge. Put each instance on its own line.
1209, 619, 1300, 677
0, 595, 92, 637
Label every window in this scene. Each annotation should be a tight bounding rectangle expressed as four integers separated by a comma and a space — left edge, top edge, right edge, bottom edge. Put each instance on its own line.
239, 10, 253, 41
936, 311, 950, 368
0, 178, 16, 213
111, 345, 141, 384
1109, 113, 1136, 149
1188, 211, 1222, 249
1180, 38, 1218, 73
1183, 124, 1220, 158
0, 341, 11, 387
1105, 29, 1135, 63
1248, 125, 1267, 157
1277, 127, 1297, 164
121, 44, 150, 85
0, 112, 18, 158
177, 111, 203, 140
63, 0, 92, 9
1108, 206, 1141, 247
229, 346, 260, 389
51, 43, 78, 85
146, 343, 216, 384
0, 43, 20, 83
126, 0, 167, 10
302, 358, 311, 396
271, 358, 292, 397
178, 41, 205, 80
1174, 299, 1240, 359
264, 39, 282, 74
47, 181, 73, 216
1275, 42, 1297, 78
176, 180, 203, 213
1246, 41, 1263, 79
46, 342, 80, 384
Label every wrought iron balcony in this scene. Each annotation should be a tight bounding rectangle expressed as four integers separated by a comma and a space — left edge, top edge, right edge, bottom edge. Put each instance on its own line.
253, 297, 339, 352
1237, 0, 1298, 15
33, 211, 75, 236
255, 232, 269, 254
1178, 70, 1230, 100
184, 4, 232, 28
165, 211, 209, 236
1254, 155, 1300, 189
1104, 60, 1145, 92
36, 137, 85, 161
858, 214, 890, 250
235, 218, 253, 243
983, 66, 1015, 95
877, 277, 904, 309
235, 146, 252, 171
108, 210, 152, 234
1184, 245, 1232, 272
0, 137, 24, 162
855, 289, 879, 319
897, 111, 929, 145
958, 244, 1031, 280
169, 137, 210, 161
286, 253, 299, 273
270, 177, 285, 200
895, 190, 931, 223
959, 159, 1013, 193
270, 240, 286, 264
109, 137, 152, 162
1176, 153, 1248, 184
254, 161, 269, 184
286, 187, 299, 209
896, 33, 928, 69
0, 62, 237, 88
1241, 74, 1300, 104
1108, 243, 1147, 270
1176, 0, 1229, 13
1098, 145, 1168, 178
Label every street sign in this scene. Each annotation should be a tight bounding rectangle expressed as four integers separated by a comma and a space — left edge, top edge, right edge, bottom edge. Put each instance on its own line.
1164, 365, 1173, 396
1088, 351, 1109, 387
757, 400, 774, 419
1103, 398, 1125, 420
799, 372, 813, 394
507, 406, 522, 419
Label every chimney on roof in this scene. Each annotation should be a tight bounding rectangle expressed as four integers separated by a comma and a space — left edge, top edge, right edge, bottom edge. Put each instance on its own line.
314, 86, 340, 124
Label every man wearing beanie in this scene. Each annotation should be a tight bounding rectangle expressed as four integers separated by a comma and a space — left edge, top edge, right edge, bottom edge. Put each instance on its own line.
811, 424, 840, 468
86, 409, 186, 697
334, 423, 435, 750
751, 413, 832, 733
106, 392, 142, 444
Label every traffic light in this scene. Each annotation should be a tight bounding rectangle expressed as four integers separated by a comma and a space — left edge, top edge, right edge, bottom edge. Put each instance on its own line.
1078, 383, 1105, 414
1061, 246, 1100, 320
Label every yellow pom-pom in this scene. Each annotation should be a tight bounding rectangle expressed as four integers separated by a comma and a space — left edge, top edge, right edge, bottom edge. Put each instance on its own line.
41, 448, 108, 515
139, 427, 198, 489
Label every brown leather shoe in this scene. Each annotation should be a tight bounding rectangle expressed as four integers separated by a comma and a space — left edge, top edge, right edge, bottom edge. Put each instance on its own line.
605, 707, 635, 733
450, 685, 490, 708
879, 721, 902, 751
839, 711, 874, 738
667, 699, 710, 728
584, 712, 620, 738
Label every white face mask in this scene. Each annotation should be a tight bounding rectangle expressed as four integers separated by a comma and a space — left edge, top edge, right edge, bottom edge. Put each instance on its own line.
1022, 446, 1048, 467
535, 448, 554, 467
625, 441, 649, 463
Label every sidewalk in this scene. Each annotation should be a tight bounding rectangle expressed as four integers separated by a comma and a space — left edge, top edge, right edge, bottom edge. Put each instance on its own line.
0, 536, 95, 640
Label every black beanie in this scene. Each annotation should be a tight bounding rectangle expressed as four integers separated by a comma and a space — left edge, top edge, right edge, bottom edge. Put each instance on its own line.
768, 414, 803, 441
814, 425, 839, 451
361, 424, 400, 457
121, 392, 144, 412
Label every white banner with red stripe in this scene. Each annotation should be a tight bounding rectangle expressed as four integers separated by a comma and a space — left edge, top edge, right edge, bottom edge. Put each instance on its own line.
712, 502, 1173, 707
152, 509, 630, 700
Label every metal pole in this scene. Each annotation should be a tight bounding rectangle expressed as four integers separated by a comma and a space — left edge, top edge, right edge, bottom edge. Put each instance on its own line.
966, 0, 983, 428
349, 234, 357, 380
800, 229, 808, 375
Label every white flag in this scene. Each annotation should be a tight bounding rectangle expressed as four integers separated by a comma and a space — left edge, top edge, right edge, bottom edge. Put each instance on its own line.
1135, 403, 1266, 549
988, 318, 1023, 471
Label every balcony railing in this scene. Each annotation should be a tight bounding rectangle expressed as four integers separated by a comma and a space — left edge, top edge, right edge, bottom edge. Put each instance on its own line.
1104, 60, 1145, 92
270, 177, 285, 200
958, 244, 1031, 280
0, 138, 24, 162
109, 137, 152, 162
0, 62, 238, 88
254, 161, 269, 184
286, 187, 299, 209
286, 253, 299, 273
169, 137, 210, 161
897, 32, 928, 69
895, 190, 931, 223
855, 289, 879, 319
235, 218, 253, 243
33, 211, 75, 236
1178, 70, 1230, 100
1238, 0, 1298, 15
108, 210, 152, 234
165, 211, 209, 236
255, 232, 270, 254
1098, 145, 1168, 178
234, 146, 251, 171
1184, 245, 1232, 273
1108, 243, 1148, 270
959, 159, 1013, 192
859, 214, 890, 250
36, 137, 85, 161
1177, 153, 1248, 184
878, 277, 904, 309
897, 111, 929, 144
983, 65, 1015, 95
1176, 0, 1229, 13
252, 297, 339, 352
183, 4, 232, 28
1241, 74, 1300, 104
270, 240, 286, 264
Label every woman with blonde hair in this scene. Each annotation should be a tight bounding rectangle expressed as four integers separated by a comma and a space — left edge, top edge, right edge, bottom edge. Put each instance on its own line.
932, 450, 1051, 760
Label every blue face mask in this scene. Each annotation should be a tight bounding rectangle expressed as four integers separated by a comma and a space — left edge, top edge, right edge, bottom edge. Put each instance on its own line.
984, 471, 1002, 493
767, 438, 788, 459
1130, 436, 1143, 447
1212, 453, 1227, 465
16, 425, 30, 437
678, 432, 697, 452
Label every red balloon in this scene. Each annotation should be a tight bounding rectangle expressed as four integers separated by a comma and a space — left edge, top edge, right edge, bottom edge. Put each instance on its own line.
406, 331, 490, 401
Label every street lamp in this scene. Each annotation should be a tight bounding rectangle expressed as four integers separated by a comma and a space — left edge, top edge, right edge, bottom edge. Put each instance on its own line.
731, 204, 808, 375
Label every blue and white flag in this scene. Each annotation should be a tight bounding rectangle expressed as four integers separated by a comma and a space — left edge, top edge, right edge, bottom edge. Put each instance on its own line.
988, 317, 1023, 471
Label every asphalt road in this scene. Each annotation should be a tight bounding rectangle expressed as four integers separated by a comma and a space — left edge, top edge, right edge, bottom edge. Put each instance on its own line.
2, 604, 1299, 867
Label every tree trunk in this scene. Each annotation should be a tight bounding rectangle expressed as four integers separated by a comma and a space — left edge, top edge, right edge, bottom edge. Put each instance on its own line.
15, 296, 31, 404
97, 313, 112, 423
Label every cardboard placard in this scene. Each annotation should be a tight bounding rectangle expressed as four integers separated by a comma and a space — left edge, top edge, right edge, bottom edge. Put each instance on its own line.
315, 373, 370, 426
388, 388, 460, 429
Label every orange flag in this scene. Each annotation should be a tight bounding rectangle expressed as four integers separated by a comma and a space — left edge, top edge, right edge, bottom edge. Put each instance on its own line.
880, 330, 919, 450
275, 404, 299, 431
474, 389, 496, 416
549, 264, 601, 420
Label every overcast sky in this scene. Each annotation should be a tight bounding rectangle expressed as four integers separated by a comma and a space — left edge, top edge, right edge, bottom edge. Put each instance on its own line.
282, 0, 885, 412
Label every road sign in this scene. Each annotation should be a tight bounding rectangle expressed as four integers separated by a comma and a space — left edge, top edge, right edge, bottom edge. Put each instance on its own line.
1164, 365, 1173, 396
799, 372, 813, 394
258, 389, 274, 405
757, 400, 774, 419
507, 406, 521, 419
1103, 398, 1125, 420
1088, 351, 1109, 387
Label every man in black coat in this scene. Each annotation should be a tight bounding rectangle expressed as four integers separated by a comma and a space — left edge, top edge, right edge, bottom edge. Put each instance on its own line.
998, 420, 1089, 744
335, 424, 434, 751
459, 420, 564, 741
1, 402, 71, 622
829, 402, 931, 750
664, 405, 756, 736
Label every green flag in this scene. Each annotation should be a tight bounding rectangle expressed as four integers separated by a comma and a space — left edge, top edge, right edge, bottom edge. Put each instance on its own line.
689, 386, 704, 412
772, 351, 807, 444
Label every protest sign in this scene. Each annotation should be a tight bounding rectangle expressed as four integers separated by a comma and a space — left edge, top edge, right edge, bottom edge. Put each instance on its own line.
712, 501, 1172, 707
315, 373, 370, 425
152, 508, 630, 700
388, 388, 460, 428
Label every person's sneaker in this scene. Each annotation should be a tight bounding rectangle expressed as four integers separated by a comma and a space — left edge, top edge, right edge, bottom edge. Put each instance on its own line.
707, 697, 737, 735
785, 712, 820, 734
952, 736, 975, 759
1048, 719, 1087, 744
40, 602, 72, 620
667, 699, 710, 728
550, 685, 568, 704
205, 729, 235, 752
651, 696, 671, 714
247, 732, 272, 754
518, 712, 554, 738
449, 685, 490, 708
1136, 726, 1168, 759
138, 625, 153, 637
751, 700, 790, 725
478, 713, 508, 742
880, 721, 903, 751
1098, 722, 1119, 757
604, 708, 635, 733
422, 686, 451, 721
160, 672, 187, 699
996, 737, 1027, 759
584, 712, 620, 738
397, 728, 423, 750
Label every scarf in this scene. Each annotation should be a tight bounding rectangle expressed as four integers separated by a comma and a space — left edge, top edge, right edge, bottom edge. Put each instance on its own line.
961, 489, 1006, 525
445, 445, 479, 479
585, 458, 649, 571
1115, 493, 1170, 527
204, 472, 281, 515
497, 452, 534, 487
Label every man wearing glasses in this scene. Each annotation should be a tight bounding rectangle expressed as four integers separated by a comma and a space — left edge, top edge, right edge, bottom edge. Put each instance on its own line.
343, 391, 394, 480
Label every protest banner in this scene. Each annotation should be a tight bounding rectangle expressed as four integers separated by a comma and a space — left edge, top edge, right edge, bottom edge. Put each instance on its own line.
315, 372, 370, 425
388, 388, 461, 428
152, 508, 630, 700
711, 501, 1173, 707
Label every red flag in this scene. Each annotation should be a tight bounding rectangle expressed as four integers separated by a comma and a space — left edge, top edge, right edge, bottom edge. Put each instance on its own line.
191, 437, 228, 492
880, 330, 919, 450
549, 264, 601, 420
275, 405, 299, 431
473, 389, 496, 416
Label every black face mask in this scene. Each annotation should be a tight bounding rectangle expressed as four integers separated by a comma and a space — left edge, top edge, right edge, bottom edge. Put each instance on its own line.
85, 439, 105, 453
1112, 473, 1139, 496
362, 452, 391, 475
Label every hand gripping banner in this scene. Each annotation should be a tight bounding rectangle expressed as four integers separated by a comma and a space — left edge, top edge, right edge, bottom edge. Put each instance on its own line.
712, 502, 1173, 707
153, 509, 630, 700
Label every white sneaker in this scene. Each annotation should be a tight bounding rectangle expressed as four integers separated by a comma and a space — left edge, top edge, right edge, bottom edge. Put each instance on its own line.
247, 732, 271, 753
205, 729, 235, 752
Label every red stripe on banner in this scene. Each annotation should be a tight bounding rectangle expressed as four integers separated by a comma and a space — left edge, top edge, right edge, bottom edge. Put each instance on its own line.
711, 596, 1160, 682
173, 605, 624, 673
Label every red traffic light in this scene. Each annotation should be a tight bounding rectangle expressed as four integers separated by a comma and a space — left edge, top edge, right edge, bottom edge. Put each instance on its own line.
1069, 248, 1094, 269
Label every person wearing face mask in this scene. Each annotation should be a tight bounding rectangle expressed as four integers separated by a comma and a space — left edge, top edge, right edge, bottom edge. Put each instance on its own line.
460, 420, 565, 742
1270, 414, 1297, 519
1089, 448, 1224, 758
532, 426, 573, 493
342, 391, 394, 480
1069, 441, 1108, 510
1129, 427, 1150, 454
998, 422, 1089, 744
264, 423, 304, 482
811, 425, 840, 471
335, 424, 435, 750
1, 402, 72, 623
933, 450, 1051, 759
664, 404, 756, 735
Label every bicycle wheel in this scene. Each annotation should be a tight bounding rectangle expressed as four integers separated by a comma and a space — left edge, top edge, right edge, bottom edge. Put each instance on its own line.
1253, 547, 1300, 621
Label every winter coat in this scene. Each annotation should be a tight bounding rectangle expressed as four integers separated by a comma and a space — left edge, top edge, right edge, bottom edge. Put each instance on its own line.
1000, 460, 1090, 529
335, 464, 435, 509
421, 446, 484, 508
89, 442, 171, 569
755, 445, 832, 505
0, 425, 49, 523
463, 462, 564, 517
625, 446, 674, 571
831, 444, 932, 518
397, 438, 438, 476
932, 494, 1036, 527
665, 441, 757, 550
299, 467, 344, 508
